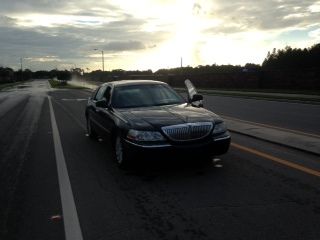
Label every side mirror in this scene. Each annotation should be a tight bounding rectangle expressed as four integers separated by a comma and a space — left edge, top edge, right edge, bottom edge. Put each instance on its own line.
96, 99, 107, 108
191, 94, 204, 108
191, 94, 203, 102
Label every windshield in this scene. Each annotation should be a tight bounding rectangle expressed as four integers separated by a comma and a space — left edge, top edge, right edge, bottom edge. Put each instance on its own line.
112, 84, 185, 108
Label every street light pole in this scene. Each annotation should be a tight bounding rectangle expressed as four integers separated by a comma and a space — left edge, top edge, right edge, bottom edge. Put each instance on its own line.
20, 57, 23, 81
94, 49, 105, 72
102, 50, 104, 72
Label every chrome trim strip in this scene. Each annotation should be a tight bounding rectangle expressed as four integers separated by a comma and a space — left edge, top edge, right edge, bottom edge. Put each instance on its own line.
213, 136, 231, 142
124, 139, 172, 148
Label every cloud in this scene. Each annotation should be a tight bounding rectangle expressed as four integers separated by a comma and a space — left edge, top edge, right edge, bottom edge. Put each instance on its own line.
0, 12, 168, 70
0, 0, 119, 15
0, 15, 17, 26
193, 3, 202, 15
309, 28, 320, 40
0, 0, 171, 70
0, 0, 318, 70
103, 41, 145, 51
204, 0, 320, 33
309, 1, 320, 13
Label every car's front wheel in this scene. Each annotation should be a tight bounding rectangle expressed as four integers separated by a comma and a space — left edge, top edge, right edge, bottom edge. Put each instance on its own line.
86, 116, 98, 139
114, 134, 130, 168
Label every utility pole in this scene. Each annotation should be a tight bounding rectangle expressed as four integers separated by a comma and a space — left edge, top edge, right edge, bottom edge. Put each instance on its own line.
102, 50, 105, 72
20, 57, 23, 81
94, 49, 105, 72
180, 57, 183, 68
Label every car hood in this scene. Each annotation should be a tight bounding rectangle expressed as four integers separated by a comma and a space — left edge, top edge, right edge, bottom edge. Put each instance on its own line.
115, 103, 221, 130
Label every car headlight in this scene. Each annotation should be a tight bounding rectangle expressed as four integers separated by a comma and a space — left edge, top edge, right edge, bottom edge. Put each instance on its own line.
127, 129, 166, 142
213, 122, 227, 134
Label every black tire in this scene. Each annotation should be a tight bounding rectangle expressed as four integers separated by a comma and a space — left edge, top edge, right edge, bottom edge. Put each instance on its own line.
114, 134, 130, 169
86, 116, 98, 139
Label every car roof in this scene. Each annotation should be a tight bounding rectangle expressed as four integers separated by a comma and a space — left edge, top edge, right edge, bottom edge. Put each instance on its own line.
102, 79, 167, 87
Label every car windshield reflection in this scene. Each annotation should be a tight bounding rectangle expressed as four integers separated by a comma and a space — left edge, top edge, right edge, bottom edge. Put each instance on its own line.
112, 84, 185, 108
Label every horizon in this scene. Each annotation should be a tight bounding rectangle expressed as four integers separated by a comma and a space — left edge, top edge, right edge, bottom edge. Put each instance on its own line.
0, 0, 319, 71
1, 61, 262, 73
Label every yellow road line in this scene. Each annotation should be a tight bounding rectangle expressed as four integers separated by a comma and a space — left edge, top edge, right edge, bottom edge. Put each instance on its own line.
221, 115, 320, 139
231, 142, 320, 178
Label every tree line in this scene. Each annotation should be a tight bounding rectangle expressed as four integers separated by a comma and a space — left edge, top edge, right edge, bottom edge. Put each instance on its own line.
0, 68, 72, 84
1, 43, 319, 89
262, 43, 320, 69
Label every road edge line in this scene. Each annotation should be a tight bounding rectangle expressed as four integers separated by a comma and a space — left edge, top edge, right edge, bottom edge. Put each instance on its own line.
48, 96, 83, 240
231, 142, 320, 177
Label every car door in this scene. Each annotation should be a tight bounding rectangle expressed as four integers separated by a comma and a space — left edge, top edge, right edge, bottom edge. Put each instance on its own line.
91, 85, 108, 134
96, 85, 115, 137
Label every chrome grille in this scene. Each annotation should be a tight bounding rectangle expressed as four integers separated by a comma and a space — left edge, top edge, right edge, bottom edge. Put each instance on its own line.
161, 122, 213, 141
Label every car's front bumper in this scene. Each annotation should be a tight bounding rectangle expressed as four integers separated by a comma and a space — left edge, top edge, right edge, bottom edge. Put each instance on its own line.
123, 132, 231, 159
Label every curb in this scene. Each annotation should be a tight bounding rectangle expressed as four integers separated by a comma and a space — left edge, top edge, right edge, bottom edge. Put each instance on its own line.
228, 129, 320, 156
225, 118, 320, 156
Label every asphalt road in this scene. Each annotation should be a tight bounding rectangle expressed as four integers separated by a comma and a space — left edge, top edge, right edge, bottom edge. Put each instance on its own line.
1, 80, 320, 240
199, 94, 320, 136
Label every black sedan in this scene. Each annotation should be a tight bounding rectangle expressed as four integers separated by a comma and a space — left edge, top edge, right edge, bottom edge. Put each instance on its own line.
85, 79, 230, 168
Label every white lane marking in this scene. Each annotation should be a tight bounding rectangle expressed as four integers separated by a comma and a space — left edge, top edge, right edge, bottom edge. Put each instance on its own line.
48, 96, 83, 240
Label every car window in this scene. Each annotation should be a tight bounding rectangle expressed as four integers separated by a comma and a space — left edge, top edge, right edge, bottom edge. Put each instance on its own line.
94, 85, 107, 101
91, 87, 100, 99
112, 84, 185, 108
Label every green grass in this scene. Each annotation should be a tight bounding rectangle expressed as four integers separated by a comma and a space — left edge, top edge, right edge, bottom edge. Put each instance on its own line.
49, 79, 88, 89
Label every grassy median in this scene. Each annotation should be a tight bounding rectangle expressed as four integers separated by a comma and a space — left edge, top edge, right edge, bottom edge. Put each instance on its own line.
0, 80, 30, 91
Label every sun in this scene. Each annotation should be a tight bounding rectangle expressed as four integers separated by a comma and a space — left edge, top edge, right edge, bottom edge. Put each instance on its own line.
133, 0, 207, 70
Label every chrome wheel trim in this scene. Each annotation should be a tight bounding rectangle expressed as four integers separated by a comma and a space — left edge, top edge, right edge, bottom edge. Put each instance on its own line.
115, 136, 123, 164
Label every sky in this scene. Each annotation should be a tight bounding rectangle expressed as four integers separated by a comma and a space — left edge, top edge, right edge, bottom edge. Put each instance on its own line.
0, 0, 319, 71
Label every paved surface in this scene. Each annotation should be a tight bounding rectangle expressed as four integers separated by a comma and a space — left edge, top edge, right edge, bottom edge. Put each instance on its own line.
1, 80, 320, 240
225, 117, 320, 155
202, 94, 320, 136
175, 87, 320, 103
202, 90, 320, 100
